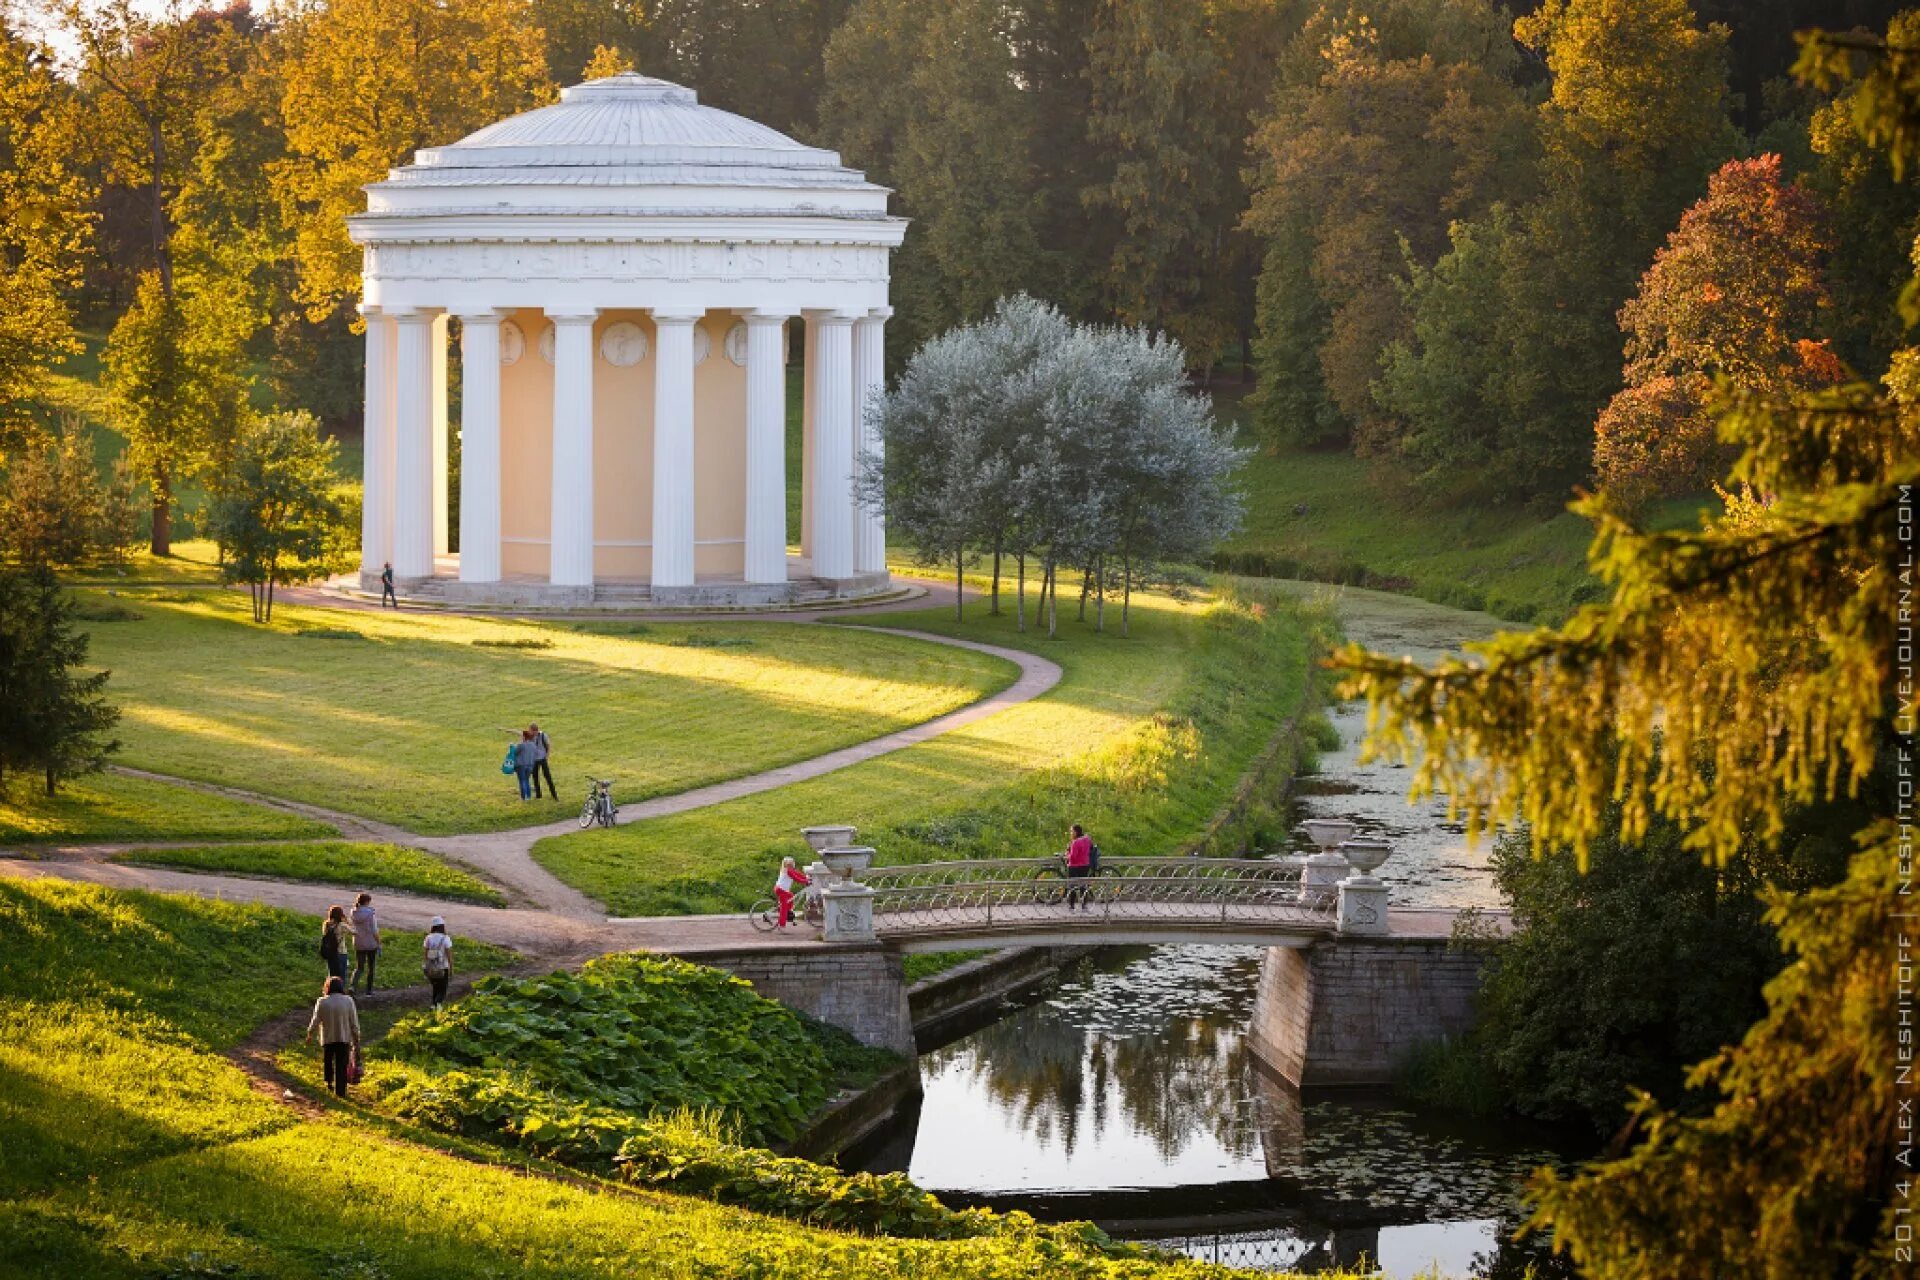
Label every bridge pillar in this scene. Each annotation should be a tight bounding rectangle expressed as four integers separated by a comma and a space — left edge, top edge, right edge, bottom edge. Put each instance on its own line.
1247, 937, 1491, 1087
695, 945, 918, 1058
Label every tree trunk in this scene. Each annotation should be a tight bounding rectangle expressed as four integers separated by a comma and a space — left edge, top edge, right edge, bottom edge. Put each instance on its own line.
1016, 554, 1026, 632
1078, 567, 1090, 622
149, 472, 172, 557
45, 764, 57, 797
990, 541, 1002, 615
265, 567, 277, 623
148, 119, 174, 297
1095, 556, 1106, 632
955, 551, 964, 621
1045, 559, 1058, 639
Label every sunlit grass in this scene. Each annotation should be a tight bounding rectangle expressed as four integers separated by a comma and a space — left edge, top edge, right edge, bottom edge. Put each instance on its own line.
113, 841, 506, 905
0, 772, 334, 845
537, 585, 1326, 916
79, 591, 1016, 835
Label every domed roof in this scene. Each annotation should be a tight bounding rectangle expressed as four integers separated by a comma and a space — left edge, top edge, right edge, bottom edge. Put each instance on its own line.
389, 73, 870, 192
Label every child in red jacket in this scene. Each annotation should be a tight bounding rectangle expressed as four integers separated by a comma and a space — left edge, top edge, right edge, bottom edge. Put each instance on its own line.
775, 856, 810, 927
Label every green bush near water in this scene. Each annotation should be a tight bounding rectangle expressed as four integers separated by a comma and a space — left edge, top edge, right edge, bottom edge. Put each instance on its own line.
380, 954, 879, 1145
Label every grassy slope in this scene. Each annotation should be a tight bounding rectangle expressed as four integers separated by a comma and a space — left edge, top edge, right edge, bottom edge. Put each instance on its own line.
114, 841, 506, 905
0, 879, 1328, 1280
80, 590, 1014, 835
0, 772, 334, 845
536, 583, 1327, 917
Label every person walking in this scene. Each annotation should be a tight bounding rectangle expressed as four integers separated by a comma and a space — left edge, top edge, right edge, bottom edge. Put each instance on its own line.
380, 561, 397, 608
304, 976, 362, 1098
773, 855, 810, 928
528, 722, 557, 802
319, 905, 351, 983
1065, 823, 1094, 911
422, 917, 454, 1008
348, 892, 380, 994
509, 730, 532, 801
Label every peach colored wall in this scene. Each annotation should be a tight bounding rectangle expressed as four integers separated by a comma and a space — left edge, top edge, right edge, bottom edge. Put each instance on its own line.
494, 309, 751, 582
592, 310, 656, 578
693, 314, 747, 577
499, 307, 554, 578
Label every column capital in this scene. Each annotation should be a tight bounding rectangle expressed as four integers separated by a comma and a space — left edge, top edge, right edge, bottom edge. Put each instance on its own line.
649, 309, 705, 326
451, 307, 513, 325
863, 306, 895, 322
389, 306, 445, 324
357, 302, 385, 320
741, 309, 793, 325
546, 308, 599, 325
803, 308, 861, 325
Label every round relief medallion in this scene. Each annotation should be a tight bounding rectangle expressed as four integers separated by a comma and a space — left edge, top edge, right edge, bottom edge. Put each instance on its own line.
693, 324, 712, 367
537, 321, 556, 365
724, 323, 749, 366
599, 321, 649, 367
499, 320, 525, 366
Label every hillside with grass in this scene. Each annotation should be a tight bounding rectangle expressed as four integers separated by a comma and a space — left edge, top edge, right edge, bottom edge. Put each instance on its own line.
0, 878, 1348, 1280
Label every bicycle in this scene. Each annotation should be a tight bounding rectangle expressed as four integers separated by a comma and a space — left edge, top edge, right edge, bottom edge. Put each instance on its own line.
579, 778, 617, 829
748, 882, 824, 932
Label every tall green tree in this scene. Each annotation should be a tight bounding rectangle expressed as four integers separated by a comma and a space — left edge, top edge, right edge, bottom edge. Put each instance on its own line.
1084, 0, 1289, 371
647, 0, 851, 138
205, 411, 355, 622
0, 567, 120, 797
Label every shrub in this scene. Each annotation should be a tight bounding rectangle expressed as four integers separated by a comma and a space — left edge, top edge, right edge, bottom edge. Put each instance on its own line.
471, 637, 553, 650
381, 955, 842, 1145
72, 600, 143, 623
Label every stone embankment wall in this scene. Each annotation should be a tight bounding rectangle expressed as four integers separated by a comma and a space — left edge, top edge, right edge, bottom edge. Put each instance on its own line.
1247, 937, 1490, 1086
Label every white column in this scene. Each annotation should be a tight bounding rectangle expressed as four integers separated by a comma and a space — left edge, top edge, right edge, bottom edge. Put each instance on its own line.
392, 308, 439, 579
358, 306, 394, 575
431, 314, 450, 558
807, 311, 856, 581
852, 308, 889, 577
456, 310, 504, 584
743, 312, 791, 584
651, 311, 701, 590
548, 310, 598, 588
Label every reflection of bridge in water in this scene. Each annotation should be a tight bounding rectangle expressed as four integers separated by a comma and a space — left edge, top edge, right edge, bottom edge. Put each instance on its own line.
859, 857, 1340, 951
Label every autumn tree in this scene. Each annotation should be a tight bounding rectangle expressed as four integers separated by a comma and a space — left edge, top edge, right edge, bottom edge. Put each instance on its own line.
0, 18, 90, 453
1242, 0, 1534, 451
273, 0, 552, 319
1595, 155, 1836, 505
1331, 18, 1920, 1272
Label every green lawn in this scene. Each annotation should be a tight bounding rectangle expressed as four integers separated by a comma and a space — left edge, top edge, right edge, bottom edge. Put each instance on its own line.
535, 582, 1328, 917
114, 841, 506, 905
1217, 419, 1713, 624
0, 772, 334, 845
60, 540, 224, 586
81, 591, 1016, 835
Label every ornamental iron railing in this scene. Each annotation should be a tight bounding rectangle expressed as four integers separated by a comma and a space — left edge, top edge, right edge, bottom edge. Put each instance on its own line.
859, 856, 1337, 935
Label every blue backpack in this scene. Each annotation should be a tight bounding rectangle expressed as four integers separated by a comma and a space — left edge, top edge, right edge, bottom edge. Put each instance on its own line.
501, 742, 520, 775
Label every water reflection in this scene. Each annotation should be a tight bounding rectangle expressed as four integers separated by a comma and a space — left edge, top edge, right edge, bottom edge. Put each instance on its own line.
866, 946, 1574, 1278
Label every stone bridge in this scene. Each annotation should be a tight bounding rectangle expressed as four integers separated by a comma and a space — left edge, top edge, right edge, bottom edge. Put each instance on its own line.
672, 834, 1501, 1090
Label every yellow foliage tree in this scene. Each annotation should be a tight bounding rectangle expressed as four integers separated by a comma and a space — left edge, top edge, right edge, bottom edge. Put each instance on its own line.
273, 0, 554, 318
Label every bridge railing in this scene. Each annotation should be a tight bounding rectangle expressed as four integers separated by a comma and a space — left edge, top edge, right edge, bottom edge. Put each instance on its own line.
858, 856, 1337, 933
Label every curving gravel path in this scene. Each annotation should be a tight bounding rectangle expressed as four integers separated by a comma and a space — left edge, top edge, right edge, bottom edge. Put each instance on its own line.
0, 616, 1062, 950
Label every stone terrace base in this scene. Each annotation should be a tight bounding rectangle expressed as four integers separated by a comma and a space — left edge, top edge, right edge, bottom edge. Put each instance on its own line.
351, 561, 897, 612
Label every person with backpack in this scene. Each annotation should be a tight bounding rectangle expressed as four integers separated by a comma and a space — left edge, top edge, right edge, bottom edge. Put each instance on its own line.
1065, 823, 1095, 911
303, 975, 362, 1098
422, 917, 454, 1007
503, 731, 530, 800
348, 892, 380, 994
319, 905, 351, 982
527, 722, 556, 802
380, 561, 397, 608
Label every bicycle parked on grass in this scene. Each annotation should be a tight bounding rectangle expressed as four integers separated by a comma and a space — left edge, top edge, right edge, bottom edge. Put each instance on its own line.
579, 778, 617, 829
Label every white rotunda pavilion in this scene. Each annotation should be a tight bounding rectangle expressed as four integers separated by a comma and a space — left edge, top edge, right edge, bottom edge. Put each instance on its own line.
349, 73, 905, 606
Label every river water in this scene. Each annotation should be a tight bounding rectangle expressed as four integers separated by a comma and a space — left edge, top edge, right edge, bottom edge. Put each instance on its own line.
853, 584, 1579, 1278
